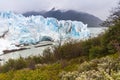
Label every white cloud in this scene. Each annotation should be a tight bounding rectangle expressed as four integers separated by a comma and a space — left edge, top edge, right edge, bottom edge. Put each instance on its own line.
0, 0, 119, 20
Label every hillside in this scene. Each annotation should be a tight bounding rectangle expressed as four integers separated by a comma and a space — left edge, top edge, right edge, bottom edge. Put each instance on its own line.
0, 53, 120, 80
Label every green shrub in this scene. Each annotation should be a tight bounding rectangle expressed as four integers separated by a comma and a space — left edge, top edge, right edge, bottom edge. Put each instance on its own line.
42, 48, 55, 63
60, 53, 120, 80
14, 57, 27, 70
89, 46, 104, 59
81, 36, 102, 56
53, 41, 83, 60
101, 23, 120, 54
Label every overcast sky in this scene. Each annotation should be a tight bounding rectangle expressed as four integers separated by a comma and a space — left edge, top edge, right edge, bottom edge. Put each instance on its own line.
0, 0, 119, 20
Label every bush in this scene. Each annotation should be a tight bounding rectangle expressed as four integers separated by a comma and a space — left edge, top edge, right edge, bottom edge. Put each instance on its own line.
89, 46, 104, 59
53, 41, 83, 60
81, 36, 102, 56
0, 57, 27, 73
60, 53, 120, 80
42, 48, 55, 63
101, 23, 120, 54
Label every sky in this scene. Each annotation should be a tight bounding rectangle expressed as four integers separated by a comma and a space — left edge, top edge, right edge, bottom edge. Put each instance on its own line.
0, 0, 119, 20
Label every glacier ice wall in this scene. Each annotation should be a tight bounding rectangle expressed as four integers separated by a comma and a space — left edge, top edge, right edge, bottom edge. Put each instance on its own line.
0, 11, 89, 54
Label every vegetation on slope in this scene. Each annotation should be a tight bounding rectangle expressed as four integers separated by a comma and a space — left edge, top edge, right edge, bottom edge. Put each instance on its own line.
0, 53, 120, 80
60, 53, 120, 80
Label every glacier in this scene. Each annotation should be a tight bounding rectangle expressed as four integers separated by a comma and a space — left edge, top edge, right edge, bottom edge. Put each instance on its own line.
0, 11, 89, 54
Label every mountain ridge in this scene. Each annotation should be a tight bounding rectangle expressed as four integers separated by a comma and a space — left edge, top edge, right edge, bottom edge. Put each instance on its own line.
23, 9, 103, 27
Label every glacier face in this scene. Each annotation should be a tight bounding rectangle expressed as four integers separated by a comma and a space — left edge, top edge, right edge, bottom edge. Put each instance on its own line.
0, 11, 89, 54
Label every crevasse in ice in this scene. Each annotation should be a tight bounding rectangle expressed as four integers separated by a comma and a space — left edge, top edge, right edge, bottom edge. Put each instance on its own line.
0, 11, 89, 54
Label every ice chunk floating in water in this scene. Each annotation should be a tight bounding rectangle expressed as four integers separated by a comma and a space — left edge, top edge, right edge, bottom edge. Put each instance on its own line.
0, 11, 89, 54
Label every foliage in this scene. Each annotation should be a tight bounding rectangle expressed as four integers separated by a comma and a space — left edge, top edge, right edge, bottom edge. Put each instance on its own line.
60, 53, 120, 80
101, 22, 120, 54
89, 46, 104, 59
0, 57, 82, 80
103, 1, 120, 26
81, 36, 102, 56
0, 57, 27, 73
0, 53, 120, 80
53, 41, 83, 60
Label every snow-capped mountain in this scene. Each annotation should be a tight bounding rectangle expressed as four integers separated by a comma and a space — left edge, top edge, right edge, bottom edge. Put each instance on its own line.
0, 11, 89, 54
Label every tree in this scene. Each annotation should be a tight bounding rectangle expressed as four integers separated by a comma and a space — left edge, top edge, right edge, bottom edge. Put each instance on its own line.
103, 1, 120, 26
102, 1, 120, 54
